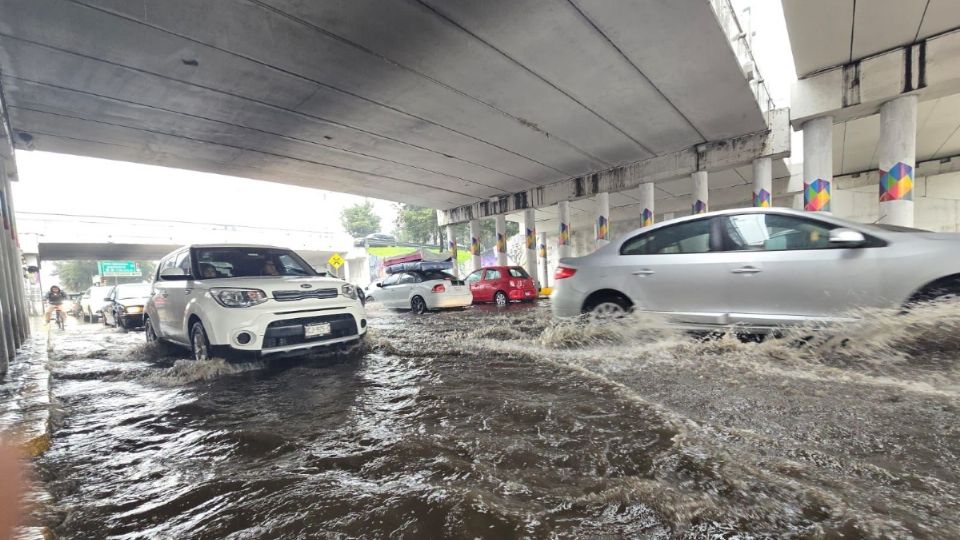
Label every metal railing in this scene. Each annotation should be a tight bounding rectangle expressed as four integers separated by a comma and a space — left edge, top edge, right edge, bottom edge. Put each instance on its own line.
710, 0, 777, 112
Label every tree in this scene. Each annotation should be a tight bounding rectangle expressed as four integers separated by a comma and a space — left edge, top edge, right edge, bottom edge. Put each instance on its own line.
395, 204, 440, 245
52, 260, 158, 292
340, 201, 382, 238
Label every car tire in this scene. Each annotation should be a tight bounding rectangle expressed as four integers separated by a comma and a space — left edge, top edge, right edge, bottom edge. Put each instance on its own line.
411, 295, 427, 315
494, 291, 508, 307
190, 321, 212, 361
101, 312, 109, 326
117, 316, 128, 333
145, 317, 174, 355
583, 293, 632, 319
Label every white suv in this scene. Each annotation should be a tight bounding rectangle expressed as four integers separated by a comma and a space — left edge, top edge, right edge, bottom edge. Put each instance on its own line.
145, 244, 367, 361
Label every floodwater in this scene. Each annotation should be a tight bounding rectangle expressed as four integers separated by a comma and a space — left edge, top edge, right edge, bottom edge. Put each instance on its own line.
28, 301, 960, 539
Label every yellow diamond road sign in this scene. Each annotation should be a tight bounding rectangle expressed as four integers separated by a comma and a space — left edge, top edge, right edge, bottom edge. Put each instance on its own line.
328, 253, 344, 269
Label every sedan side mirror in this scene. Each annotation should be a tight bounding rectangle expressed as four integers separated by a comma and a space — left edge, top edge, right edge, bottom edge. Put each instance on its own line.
829, 228, 866, 246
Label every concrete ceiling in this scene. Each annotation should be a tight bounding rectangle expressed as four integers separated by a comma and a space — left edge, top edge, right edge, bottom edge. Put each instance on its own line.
783, 0, 960, 78
832, 93, 960, 175
0, 0, 766, 210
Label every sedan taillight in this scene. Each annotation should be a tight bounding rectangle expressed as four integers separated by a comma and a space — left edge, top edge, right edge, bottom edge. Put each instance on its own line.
432, 284, 446, 293
554, 267, 577, 280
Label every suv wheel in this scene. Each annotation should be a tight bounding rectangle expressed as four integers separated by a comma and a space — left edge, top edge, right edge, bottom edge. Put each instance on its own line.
494, 291, 508, 307
145, 317, 160, 343
411, 296, 427, 315
190, 321, 211, 361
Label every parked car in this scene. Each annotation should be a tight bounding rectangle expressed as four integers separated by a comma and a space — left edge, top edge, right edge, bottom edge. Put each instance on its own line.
145, 244, 366, 361
80, 285, 114, 323
360, 233, 398, 247
551, 207, 960, 330
374, 270, 471, 313
102, 283, 152, 330
363, 280, 382, 302
464, 266, 538, 306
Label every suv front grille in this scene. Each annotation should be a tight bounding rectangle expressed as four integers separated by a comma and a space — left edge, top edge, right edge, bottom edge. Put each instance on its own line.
272, 288, 338, 301
263, 313, 358, 349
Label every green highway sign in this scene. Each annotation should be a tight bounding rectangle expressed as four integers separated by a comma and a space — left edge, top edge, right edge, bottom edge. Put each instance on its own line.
97, 260, 141, 277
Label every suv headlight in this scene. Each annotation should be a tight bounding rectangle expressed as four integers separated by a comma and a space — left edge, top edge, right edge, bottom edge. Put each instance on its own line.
341, 284, 358, 300
211, 288, 268, 308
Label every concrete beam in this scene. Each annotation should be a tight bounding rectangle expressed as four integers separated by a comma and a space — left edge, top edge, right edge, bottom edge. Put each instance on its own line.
439, 108, 790, 225
0, 80, 19, 181
791, 29, 960, 129
835, 154, 960, 191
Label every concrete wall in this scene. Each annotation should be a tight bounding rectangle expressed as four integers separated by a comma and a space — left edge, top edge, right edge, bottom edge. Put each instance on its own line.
833, 171, 960, 231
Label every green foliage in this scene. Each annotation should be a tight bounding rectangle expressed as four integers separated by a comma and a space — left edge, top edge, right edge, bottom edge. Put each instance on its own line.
448, 220, 520, 251
394, 204, 440, 245
340, 201, 382, 238
52, 260, 157, 293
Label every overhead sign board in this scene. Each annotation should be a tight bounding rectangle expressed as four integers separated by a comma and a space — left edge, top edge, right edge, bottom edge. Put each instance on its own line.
97, 260, 141, 277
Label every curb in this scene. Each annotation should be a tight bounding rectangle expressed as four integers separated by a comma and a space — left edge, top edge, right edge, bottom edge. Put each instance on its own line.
0, 323, 54, 457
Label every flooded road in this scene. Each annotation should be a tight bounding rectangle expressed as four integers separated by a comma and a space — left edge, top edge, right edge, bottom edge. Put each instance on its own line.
31, 302, 960, 538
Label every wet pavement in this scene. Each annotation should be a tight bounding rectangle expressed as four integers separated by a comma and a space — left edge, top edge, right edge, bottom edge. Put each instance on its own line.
24, 301, 960, 538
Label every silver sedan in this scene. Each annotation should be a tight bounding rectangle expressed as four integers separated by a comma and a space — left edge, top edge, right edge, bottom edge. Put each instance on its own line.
551, 207, 960, 330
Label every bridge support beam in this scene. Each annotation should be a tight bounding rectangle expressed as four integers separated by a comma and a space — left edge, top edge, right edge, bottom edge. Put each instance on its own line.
639, 183, 655, 227
538, 232, 548, 291
523, 209, 537, 288
469, 219, 481, 272
495, 215, 507, 266
445, 224, 458, 278
803, 116, 833, 212
595, 192, 610, 249
752, 157, 772, 207
691, 171, 708, 215
557, 201, 571, 259
878, 95, 917, 227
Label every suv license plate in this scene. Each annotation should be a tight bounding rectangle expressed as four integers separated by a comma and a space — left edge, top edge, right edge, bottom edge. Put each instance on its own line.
304, 322, 332, 338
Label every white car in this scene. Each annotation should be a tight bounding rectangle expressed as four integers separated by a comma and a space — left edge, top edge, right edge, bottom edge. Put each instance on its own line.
370, 270, 472, 313
80, 285, 114, 322
145, 244, 367, 361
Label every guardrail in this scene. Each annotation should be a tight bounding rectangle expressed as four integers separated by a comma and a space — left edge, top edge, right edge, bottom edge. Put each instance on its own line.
710, 0, 777, 113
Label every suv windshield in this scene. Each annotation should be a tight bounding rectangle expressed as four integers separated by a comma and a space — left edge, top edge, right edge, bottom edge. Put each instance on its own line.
194, 248, 317, 278
116, 284, 152, 299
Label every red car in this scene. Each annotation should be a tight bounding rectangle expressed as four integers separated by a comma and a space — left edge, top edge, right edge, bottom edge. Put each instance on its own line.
465, 266, 538, 306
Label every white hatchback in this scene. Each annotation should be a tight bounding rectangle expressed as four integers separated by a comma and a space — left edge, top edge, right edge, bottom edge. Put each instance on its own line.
368, 270, 472, 313
145, 244, 367, 361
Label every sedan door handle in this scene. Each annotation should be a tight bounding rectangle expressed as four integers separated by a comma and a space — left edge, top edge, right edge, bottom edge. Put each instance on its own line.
632, 269, 656, 276
732, 266, 762, 274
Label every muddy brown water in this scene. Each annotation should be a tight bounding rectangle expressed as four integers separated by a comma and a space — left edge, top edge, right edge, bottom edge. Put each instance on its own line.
29, 301, 960, 538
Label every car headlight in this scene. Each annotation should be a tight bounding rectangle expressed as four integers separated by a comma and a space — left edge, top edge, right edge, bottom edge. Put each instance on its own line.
211, 288, 268, 308
341, 284, 358, 300
124, 306, 143, 314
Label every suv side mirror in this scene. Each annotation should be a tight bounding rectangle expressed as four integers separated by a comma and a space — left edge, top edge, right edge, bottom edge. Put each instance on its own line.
159, 267, 190, 280
376, 282, 383, 288
829, 228, 866, 246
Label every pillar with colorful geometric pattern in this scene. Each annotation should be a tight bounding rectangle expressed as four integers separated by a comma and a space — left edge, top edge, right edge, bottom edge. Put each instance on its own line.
538, 232, 549, 289
523, 208, 538, 288
595, 192, 610, 249
691, 171, 708, 215
469, 219, 481, 272
445, 224, 458, 278
495, 214, 508, 266
639, 183, 655, 227
752, 157, 772, 207
802, 116, 833, 212
557, 200, 571, 259
878, 95, 917, 227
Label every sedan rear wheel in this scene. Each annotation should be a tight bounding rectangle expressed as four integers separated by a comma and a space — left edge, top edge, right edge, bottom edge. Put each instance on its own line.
584, 294, 632, 320
494, 291, 508, 307
190, 321, 211, 361
411, 295, 427, 315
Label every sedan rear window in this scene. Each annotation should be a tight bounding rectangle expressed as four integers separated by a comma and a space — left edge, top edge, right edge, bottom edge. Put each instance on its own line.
508, 267, 529, 278
194, 248, 317, 278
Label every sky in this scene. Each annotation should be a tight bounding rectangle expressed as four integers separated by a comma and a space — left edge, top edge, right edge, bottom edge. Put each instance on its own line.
11, 0, 799, 234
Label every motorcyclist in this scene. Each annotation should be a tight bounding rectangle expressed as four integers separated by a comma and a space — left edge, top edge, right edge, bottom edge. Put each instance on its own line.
44, 285, 68, 324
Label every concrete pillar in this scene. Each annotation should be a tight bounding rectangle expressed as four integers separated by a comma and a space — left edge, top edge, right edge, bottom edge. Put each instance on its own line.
639, 183, 655, 227
595, 192, 610, 248
523, 209, 538, 287
445, 224, 458, 278
557, 201, 571, 258
469, 219, 481, 272
691, 171, 708, 214
495, 214, 508, 266
802, 116, 833, 212
878, 95, 917, 227
752, 157, 772, 207
538, 232, 549, 290
0, 163, 19, 357
2, 168, 28, 340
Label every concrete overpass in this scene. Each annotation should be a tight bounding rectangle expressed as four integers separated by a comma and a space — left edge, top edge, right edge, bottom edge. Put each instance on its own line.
0, 0, 789, 371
